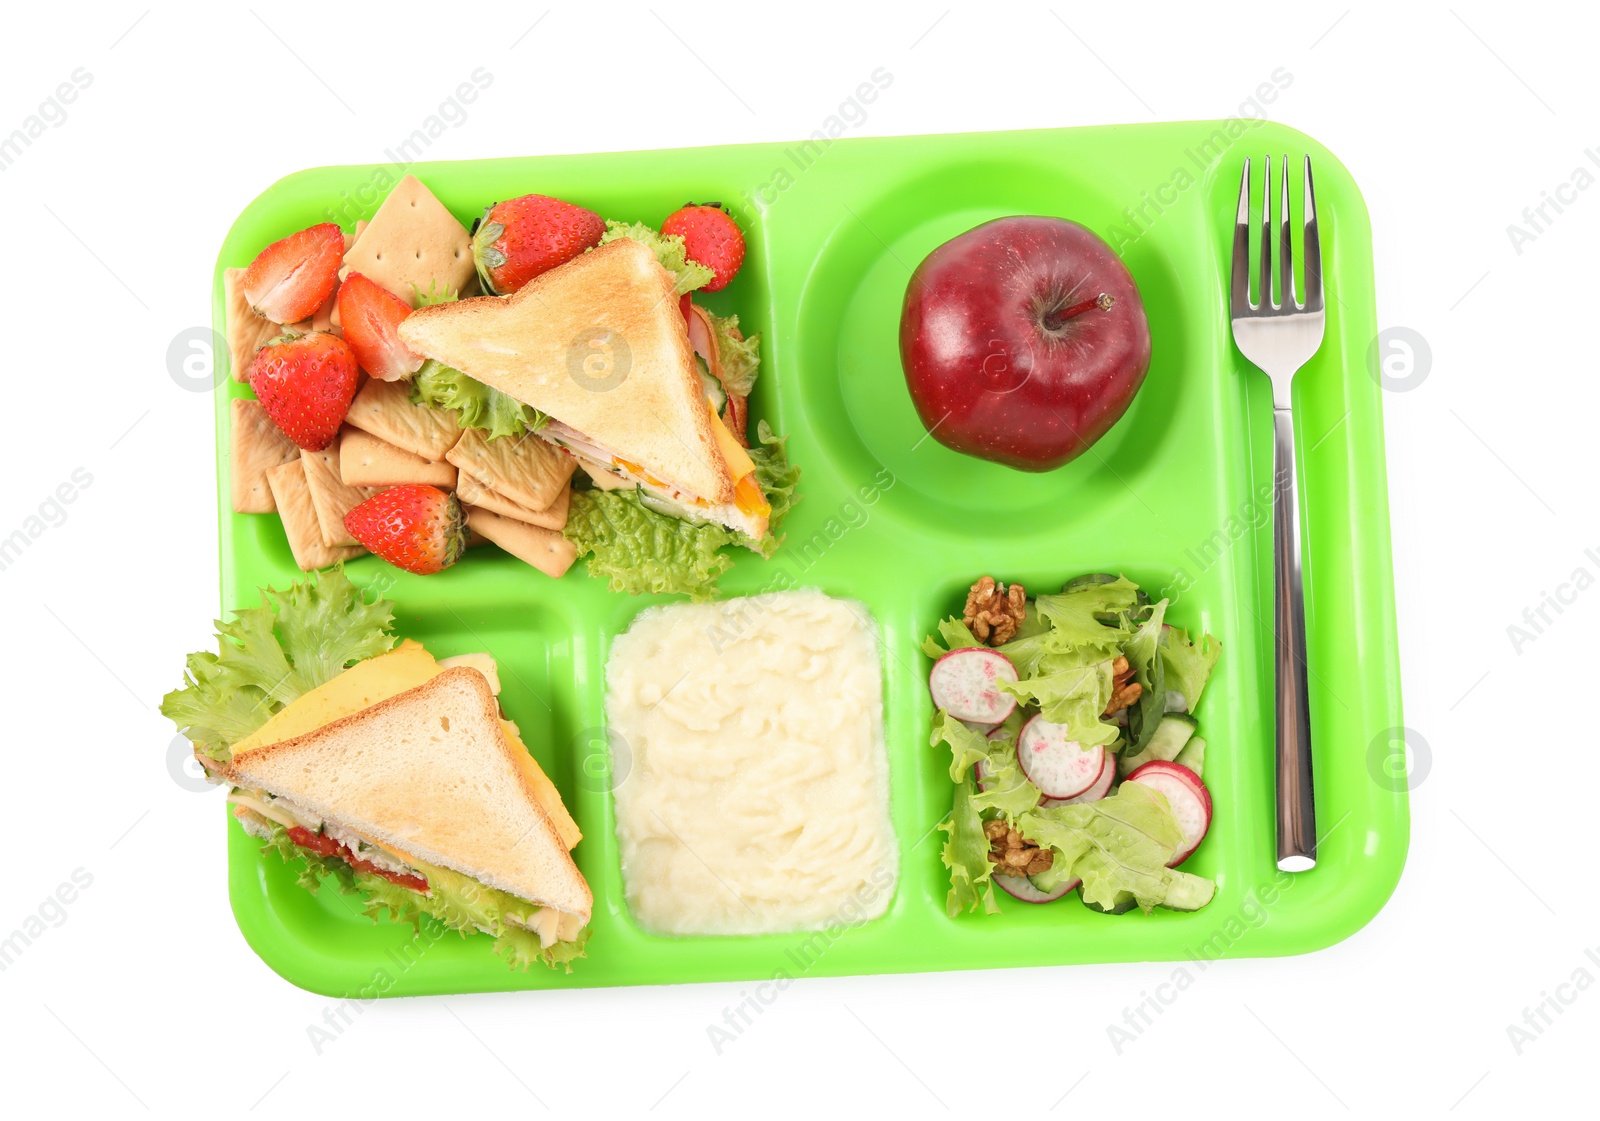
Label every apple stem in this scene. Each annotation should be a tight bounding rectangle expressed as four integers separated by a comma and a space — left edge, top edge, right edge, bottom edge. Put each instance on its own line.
1047, 293, 1115, 327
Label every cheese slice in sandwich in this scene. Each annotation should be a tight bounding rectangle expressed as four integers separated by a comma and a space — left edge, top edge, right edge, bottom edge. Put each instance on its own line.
398, 237, 771, 541
225, 660, 591, 957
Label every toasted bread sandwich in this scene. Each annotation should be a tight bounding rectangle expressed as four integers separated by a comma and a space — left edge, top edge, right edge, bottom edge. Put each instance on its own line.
225, 656, 590, 961
162, 571, 591, 971
399, 237, 772, 540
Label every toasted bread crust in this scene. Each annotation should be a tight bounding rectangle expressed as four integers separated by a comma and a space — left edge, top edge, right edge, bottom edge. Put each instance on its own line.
400, 239, 735, 505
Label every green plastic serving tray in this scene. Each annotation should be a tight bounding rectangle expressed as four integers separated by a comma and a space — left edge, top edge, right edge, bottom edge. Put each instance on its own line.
212, 121, 1407, 996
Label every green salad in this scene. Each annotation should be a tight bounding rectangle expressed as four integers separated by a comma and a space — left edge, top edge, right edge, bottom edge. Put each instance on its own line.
925, 574, 1222, 917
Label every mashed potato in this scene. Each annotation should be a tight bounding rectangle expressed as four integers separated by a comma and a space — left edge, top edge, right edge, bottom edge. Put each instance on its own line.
605, 590, 898, 936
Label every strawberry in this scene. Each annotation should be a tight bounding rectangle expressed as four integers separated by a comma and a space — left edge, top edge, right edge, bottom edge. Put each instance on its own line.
242, 223, 344, 324
337, 273, 422, 381
662, 203, 745, 292
472, 194, 605, 295
247, 331, 359, 451
343, 485, 466, 575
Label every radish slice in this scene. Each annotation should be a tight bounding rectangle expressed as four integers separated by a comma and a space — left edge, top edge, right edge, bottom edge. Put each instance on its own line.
1126, 761, 1212, 865
1016, 716, 1104, 799
994, 873, 1076, 903
929, 648, 1018, 724
1041, 751, 1116, 807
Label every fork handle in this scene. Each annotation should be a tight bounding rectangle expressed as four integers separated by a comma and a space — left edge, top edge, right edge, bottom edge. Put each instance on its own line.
1271, 404, 1317, 871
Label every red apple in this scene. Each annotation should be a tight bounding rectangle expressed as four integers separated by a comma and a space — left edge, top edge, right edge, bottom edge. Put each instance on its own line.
899, 216, 1151, 471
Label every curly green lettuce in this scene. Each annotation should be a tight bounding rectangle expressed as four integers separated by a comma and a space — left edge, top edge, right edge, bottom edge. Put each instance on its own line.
563, 489, 738, 599
410, 358, 547, 442
598, 221, 714, 294
1018, 784, 1215, 913
746, 421, 800, 552
1160, 624, 1222, 711
261, 824, 588, 972
563, 421, 800, 598
1122, 599, 1169, 755
931, 710, 1039, 820
1000, 662, 1120, 747
708, 311, 761, 396
921, 617, 981, 659
939, 774, 997, 917
1019, 577, 1141, 664
160, 568, 395, 762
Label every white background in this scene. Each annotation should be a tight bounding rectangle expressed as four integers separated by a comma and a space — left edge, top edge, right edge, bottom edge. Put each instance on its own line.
0, 3, 1587, 1116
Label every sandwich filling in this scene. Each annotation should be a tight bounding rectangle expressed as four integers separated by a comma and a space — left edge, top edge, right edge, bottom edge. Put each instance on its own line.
227, 789, 586, 949
541, 404, 770, 524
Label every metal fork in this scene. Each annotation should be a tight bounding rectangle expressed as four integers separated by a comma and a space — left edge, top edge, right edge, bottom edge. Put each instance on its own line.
1230, 155, 1325, 873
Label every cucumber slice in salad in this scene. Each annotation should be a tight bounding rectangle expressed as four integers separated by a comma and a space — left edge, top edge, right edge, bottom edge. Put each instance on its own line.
1173, 735, 1206, 779
1120, 713, 1197, 775
1161, 870, 1216, 912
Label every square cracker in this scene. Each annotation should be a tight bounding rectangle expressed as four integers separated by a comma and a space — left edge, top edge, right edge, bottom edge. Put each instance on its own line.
445, 429, 574, 513
343, 378, 462, 462
465, 507, 577, 579
266, 459, 366, 571
301, 440, 379, 547
231, 398, 300, 513
339, 426, 457, 488
224, 268, 283, 383
341, 175, 473, 306
456, 472, 569, 530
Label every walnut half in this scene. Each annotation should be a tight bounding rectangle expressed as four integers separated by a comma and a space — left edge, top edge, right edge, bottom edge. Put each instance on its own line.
1103, 654, 1143, 716
964, 576, 1027, 646
984, 818, 1054, 878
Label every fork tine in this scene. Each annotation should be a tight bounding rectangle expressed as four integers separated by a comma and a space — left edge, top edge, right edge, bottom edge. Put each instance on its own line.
1259, 154, 1273, 309
1231, 158, 1252, 316
1301, 155, 1323, 313
1278, 153, 1294, 309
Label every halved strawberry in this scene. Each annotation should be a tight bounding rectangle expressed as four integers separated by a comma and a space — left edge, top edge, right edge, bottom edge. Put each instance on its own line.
472, 194, 605, 295
662, 204, 745, 292
242, 223, 344, 324
343, 485, 466, 575
337, 273, 422, 381
247, 331, 359, 451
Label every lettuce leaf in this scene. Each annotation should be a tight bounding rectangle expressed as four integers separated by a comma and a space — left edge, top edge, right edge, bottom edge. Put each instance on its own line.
410, 358, 546, 442
1000, 662, 1120, 747
1028, 577, 1141, 659
259, 823, 588, 972
709, 311, 761, 396
563, 422, 800, 598
161, 569, 395, 762
1123, 599, 1169, 754
973, 745, 1042, 822
939, 775, 998, 917
598, 221, 714, 294
1019, 782, 1212, 913
922, 616, 981, 659
747, 420, 800, 550
1160, 625, 1222, 711
930, 708, 1039, 820
564, 489, 737, 599
995, 578, 1139, 679
932, 709, 990, 782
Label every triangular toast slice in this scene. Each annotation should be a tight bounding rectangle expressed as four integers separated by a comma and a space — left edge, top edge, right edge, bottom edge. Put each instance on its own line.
225, 667, 591, 920
398, 237, 734, 505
